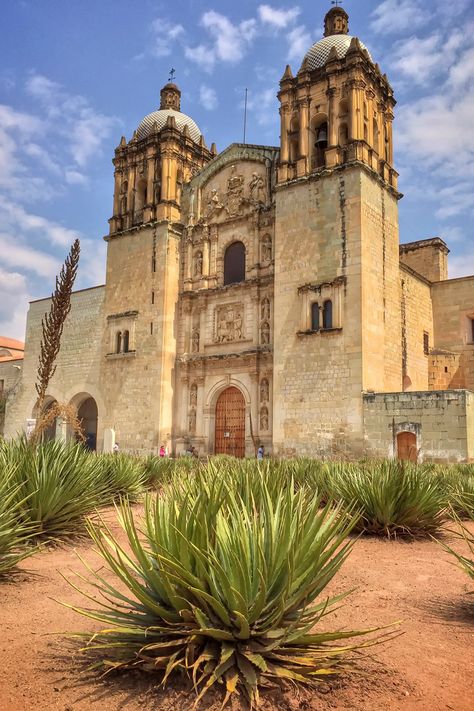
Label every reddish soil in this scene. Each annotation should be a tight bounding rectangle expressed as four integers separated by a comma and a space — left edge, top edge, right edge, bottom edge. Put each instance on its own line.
0, 509, 472, 711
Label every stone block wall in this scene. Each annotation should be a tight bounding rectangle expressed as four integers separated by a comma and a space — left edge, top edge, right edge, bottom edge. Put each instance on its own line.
399, 238, 448, 282
431, 276, 474, 391
5, 286, 105, 442
363, 389, 473, 462
400, 266, 433, 390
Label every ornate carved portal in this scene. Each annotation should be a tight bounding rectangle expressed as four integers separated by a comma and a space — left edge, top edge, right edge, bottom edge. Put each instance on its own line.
214, 386, 246, 458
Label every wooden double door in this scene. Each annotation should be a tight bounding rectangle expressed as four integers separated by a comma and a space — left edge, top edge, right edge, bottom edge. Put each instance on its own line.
215, 386, 246, 458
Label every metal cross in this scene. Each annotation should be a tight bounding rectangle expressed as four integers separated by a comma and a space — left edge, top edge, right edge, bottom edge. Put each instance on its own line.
168, 68, 176, 82
331, 1, 342, 6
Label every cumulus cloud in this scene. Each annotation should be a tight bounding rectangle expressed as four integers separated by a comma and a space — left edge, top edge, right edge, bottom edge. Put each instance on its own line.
199, 84, 218, 110
0, 267, 30, 340
0, 233, 59, 278
258, 4, 300, 29
287, 25, 312, 63
370, 0, 427, 35
185, 11, 258, 71
150, 18, 185, 57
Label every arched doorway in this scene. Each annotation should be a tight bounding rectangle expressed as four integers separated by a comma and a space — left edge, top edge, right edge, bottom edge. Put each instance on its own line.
215, 386, 246, 457
397, 431, 417, 462
41, 399, 58, 442
77, 397, 98, 451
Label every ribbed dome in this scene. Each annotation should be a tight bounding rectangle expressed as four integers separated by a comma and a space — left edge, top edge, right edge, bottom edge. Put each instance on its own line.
136, 109, 202, 142
304, 34, 371, 71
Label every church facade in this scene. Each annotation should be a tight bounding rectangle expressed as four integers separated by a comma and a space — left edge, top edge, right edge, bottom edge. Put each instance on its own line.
5, 7, 474, 461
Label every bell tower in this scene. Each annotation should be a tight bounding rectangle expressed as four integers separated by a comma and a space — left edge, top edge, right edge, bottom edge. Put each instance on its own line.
100, 84, 216, 452
273, 6, 402, 457
277, 6, 397, 191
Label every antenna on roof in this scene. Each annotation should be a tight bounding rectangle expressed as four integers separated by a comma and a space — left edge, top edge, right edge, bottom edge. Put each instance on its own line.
168, 67, 176, 82
243, 88, 248, 144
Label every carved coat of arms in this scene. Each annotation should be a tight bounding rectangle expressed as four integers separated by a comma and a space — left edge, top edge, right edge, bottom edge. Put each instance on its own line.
215, 303, 244, 343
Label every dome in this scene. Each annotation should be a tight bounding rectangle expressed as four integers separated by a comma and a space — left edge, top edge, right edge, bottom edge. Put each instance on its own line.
303, 34, 372, 71
136, 109, 202, 143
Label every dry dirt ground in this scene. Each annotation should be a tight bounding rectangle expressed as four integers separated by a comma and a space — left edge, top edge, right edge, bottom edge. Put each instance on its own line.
0, 508, 472, 711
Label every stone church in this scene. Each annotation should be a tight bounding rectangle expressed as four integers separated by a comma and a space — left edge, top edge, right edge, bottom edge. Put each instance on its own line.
5, 7, 474, 461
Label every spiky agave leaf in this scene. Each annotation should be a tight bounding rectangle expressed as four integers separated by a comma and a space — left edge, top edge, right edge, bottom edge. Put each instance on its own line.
63, 466, 397, 707
439, 514, 474, 584
324, 460, 447, 537
0, 458, 39, 575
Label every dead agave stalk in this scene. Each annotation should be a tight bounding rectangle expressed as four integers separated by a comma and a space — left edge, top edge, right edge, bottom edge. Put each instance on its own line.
31, 239, 80, 444
33, 402, 86, 443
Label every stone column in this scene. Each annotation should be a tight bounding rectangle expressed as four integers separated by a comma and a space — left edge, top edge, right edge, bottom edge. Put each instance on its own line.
146, 153, 155, 204
385, 111, 394, 164
113, 171, 120, 215
348, 82, 358, 140
327, 88, 337, 146
161, 149, 170, 200
186, 239, 193, 280
366, 90, 375, 147
298, 98, 310, 159
280, 104, 290, 162
203, 238, 211, 276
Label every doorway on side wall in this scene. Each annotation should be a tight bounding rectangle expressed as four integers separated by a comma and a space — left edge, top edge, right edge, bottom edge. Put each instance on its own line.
214, 386, 246, 458
397, 431, 418, 462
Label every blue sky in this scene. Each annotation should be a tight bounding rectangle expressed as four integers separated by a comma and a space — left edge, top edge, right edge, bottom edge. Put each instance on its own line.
1, 0, 473, 339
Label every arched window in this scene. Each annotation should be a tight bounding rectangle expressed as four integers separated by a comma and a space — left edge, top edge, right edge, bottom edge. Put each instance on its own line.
364, 123, 368, 143
311, 303, 320, 331
323, 300, 332, 329
116, 331, 122, 353
312, 117, 328, 169
123, 330, 130, 353
224, 241, 245, 285
135, 179, 147, 211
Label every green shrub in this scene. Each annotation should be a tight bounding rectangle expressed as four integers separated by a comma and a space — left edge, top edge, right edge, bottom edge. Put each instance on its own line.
0, 461, 38, 575
439, 517, 474, 584
65, 470, 390, 707
324, 460, 447, 537
95, 452, 147, 501
1, 438, 110, 538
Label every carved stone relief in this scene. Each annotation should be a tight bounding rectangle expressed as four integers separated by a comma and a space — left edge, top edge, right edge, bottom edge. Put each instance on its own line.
214, 303, 244, 343
261, 235, 272, 262
194, 250, 203, 277
202, 165, 268, 224
260, 378, 269, 403
260, 406, 269, 431
190, 383, 197, 406
192, 329, 200, 353
188, 408, 196, 433
261, 298, 270, 320
261, 320, 270, 345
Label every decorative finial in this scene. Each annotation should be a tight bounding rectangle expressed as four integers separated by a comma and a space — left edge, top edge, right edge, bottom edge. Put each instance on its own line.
331, 0, 342, 6
168, 67, 176, 83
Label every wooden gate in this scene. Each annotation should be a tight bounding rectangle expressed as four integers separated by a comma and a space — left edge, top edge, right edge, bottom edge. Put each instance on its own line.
215, 387, 246, 457
397, 431, 418, 462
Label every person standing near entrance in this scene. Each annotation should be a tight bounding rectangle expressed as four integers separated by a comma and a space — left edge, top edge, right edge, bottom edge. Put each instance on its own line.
257, 444, 264, 460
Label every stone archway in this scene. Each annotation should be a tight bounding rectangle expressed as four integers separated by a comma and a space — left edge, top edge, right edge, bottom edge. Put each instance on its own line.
214, 386, 246, 457
77, 397, 98, 451
41, 398, 58, 442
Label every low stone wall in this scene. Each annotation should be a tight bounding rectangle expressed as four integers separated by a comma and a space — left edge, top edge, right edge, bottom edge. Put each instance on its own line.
363, 389, 474, 462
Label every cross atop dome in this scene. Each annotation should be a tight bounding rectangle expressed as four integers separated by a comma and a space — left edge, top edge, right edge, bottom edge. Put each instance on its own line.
324, 4, 349, 37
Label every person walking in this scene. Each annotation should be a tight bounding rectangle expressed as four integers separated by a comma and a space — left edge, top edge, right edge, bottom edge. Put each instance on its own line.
257, 444, 264, 460
159, 444, 166, 458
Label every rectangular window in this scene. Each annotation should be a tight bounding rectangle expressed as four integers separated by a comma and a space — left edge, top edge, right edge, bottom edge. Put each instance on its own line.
150, 322, 153, 335
0, 379, 4, 395
423, 331, 429, 355
152, 257, 156, 273
151, 291, 155, 304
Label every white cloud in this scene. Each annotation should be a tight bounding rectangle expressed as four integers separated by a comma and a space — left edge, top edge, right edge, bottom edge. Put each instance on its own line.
287, 25, 312, 63
258, 4, 300, 29
390, 30, 464, 83
448, 247, 474, 278
0, 268, 29, 340
150, 18, 185, 57
370, 0, 426, 35
0, 233, 59, 278
186, 10, 258, 72
0, 196, 79, 247
199, 84, 218, 110
244, 87, 277, 128
185, 44, 215, 72
64, 169, 88, 185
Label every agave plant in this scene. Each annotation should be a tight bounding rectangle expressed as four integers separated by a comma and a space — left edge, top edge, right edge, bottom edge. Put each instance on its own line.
0, 462, 39, 575
324, 460, 447, 537
64, 470, 392, 707
3, 438, 110, 538
439, 515, 474, 585
95, 453, 147, 501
